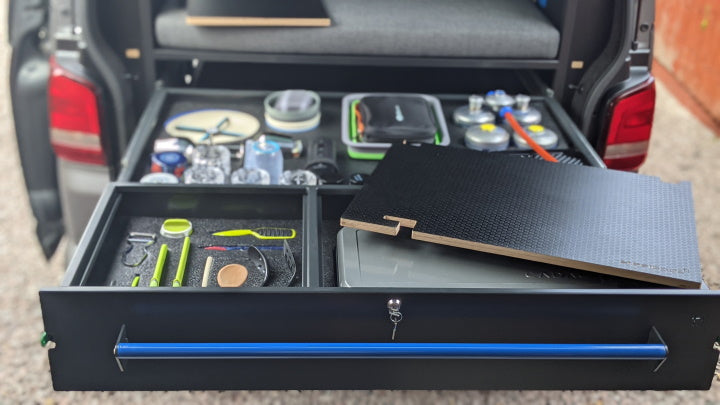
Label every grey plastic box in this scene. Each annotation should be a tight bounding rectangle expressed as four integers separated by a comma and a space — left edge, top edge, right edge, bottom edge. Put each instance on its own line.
337, 227, 654, 289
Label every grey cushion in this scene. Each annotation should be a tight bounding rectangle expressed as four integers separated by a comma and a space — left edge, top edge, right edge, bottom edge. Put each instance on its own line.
155, 0, 560, 59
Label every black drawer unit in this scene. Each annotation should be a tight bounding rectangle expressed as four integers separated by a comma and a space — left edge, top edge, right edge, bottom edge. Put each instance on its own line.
40, 88, 720, 391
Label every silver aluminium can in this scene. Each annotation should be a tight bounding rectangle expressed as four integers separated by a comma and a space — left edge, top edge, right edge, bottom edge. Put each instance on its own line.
512, 125, 559, 150
453, 95, 495, 127
512, 94, 542, 126
484, 90, 516, 112
465, 123, 510, 151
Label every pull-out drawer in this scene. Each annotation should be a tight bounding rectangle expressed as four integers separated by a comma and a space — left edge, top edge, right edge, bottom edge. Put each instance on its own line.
40, 88, 720, 391
43, 287, 720, 391
117, 88, 604, 184
40, 185, 720, 390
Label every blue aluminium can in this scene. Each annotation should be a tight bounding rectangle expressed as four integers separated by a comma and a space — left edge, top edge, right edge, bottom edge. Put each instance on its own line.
151, 151, 187, 177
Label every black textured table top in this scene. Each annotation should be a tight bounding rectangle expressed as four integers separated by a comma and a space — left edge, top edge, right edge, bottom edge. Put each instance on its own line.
187, 0, 330, 21
340, 144, 702, 288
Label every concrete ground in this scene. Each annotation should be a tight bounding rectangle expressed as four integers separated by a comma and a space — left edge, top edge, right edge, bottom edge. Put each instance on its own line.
1, 7, 719, 405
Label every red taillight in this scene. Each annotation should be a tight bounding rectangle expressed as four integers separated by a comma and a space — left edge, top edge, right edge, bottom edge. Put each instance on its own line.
602, 78, 656, 171
48, 57, 105, 165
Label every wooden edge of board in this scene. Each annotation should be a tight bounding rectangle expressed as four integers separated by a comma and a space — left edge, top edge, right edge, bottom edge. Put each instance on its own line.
339, 218, 400, 236
411, 231, 701, 289
186, 16, 332, 27
383, 216, 417, 229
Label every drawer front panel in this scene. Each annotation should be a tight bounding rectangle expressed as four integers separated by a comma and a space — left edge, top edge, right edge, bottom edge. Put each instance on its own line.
40, 289, 720, 390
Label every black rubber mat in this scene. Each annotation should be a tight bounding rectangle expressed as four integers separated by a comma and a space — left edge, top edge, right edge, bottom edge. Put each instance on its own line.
340, 144, 702, 288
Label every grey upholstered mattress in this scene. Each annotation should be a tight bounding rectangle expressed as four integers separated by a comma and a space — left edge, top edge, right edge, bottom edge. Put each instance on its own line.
155, 0, 560, 59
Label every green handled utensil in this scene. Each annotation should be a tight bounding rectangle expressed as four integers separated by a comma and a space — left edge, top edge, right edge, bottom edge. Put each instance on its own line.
172, 236, 191, 287
150, 244, 168, 287
212, 227, 296, 240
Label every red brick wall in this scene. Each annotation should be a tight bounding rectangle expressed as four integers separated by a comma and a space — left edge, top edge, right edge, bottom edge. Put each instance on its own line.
655, 1, 720, 125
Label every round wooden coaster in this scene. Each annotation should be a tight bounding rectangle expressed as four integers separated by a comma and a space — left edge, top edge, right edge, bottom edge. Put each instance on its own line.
217, 264, 249, 287
164, 109, 260, 145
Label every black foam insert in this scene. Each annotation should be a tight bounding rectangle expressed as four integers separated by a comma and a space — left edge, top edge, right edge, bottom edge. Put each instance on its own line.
187, 0, 330, 21
319, 192, 356, 287
341, 144, 702, 288
101, 217, 302, 288
321, 220, 341, 286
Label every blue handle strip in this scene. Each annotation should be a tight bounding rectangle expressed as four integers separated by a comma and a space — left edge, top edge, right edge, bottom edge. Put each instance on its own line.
115, 342, 667, 359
